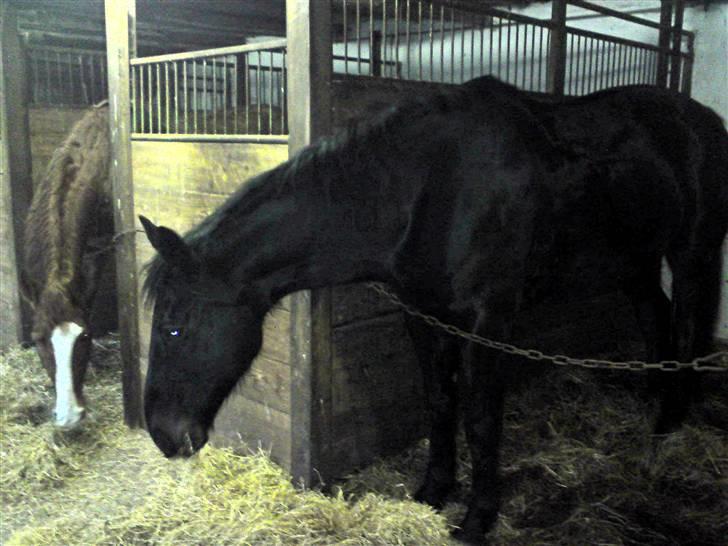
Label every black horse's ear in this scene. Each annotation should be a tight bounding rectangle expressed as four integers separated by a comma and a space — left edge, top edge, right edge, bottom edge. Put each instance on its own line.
139, 215, 200, 277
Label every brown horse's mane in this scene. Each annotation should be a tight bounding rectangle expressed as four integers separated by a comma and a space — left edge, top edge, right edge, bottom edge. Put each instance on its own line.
22, 101, 111, 335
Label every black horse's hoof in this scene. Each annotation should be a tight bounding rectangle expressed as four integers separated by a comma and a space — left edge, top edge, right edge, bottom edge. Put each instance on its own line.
414, 479, 455, 509
450, 506, 497, 545
451, 527, 487, 545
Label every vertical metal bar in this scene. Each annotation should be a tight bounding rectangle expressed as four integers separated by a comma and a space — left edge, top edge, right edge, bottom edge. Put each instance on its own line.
257, 52, 262, 133
506, 19, 511, 83
585, 38, 591, 93
77, 54, 85, 104
567, 33, 574, 94
100, 54, 107, 100
489, 18, 494, 75
405, 0, 410, 79
146, 64, 151, 131
183, 61, 188, 133
369, 0, 374, 76
382, 0, 387, 78
89, 54, 96, 103
439, 5, 445, 82
130, 64, 136, 132
426, 1, 435, 82
223, 57, 228, 134
174, 62, 179, 133
164, 62, 170, 133
357, 0, 361, 75
192, 60, 197, 133
480, 17, 484, 77
417, 2, 422, 81
394, 0, 399, 79
213, 57, 218, 134
66, 52, 72, 103
343, 0, 348, 75
581, 35, 588, 94
522, 24, 528, 88
155, 63, 161, 133
233, 54, 239, 134
460, 10, 465, 83
534, 27, 546, 91
282, 49, 287, 132
514, 22, 519, 86
245, 54, 249, 133
498, 17, 503, 78
269, 51, 274, 133
203, 58, 208, 133
450, 7, 455, 83
140, 64, 145, 132
470, 13, 475, 80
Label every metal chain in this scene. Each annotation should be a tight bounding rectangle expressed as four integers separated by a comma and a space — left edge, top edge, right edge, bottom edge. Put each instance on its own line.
85, 229, 145, 258
366, 282, 728, 373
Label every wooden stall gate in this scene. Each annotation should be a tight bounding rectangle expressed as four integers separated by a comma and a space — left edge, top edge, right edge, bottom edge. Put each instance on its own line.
125, 0, 694, 484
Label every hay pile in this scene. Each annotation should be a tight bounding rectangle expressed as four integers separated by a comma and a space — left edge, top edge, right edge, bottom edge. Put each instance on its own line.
1, 342, 726, 545
0, 342, 450, 545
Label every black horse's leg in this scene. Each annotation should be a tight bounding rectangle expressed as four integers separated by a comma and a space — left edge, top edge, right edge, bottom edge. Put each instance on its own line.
406, 315, 460, 508
624, 261, 671, 362
453, 306, 515, 544
653, 249, 723, 434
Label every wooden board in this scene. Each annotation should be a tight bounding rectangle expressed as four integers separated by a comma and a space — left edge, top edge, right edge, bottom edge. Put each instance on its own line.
0, 2, 33, 348
132, 139, 290, 455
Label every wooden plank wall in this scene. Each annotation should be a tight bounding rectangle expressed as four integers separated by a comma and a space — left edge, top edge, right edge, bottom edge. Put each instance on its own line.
132, 140, 292, 466
0, 2, 33, 348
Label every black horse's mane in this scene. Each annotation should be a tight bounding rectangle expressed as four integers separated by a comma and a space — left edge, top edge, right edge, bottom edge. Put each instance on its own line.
142, 78, 517, 303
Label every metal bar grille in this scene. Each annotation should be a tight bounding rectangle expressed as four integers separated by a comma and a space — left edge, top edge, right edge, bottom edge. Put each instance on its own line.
131, 42, 288, 139
329, 0, 693, 96
26, 46, 108, 106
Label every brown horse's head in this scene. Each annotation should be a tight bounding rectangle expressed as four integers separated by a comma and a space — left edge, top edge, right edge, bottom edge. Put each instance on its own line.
30, 288, 92, 428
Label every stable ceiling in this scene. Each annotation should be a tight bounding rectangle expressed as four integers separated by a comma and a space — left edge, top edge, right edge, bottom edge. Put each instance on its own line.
10, 0, 542, 55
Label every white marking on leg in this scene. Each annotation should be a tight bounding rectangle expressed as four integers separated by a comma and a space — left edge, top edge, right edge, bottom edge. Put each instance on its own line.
660, 257, 673, 301
50, 322, 85, 428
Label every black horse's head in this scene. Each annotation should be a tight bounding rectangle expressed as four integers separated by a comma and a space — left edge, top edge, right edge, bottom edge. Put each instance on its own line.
140, 216, 266, 458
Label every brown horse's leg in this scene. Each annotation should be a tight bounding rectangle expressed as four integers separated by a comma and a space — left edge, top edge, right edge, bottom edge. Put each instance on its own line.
407, 315, 460, 508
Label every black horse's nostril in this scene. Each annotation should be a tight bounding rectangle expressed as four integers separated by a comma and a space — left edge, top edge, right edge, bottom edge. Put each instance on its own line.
149, 424, 179, 458
148, 416, 209, 458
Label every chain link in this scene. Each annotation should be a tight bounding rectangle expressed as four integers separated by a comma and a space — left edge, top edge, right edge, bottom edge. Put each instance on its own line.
366, 282, 728, 373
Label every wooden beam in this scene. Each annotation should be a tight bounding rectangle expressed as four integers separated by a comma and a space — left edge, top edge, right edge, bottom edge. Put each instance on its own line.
547, 0, 567, 96
669, 0, 685, 92
0, 2, 34, 348
286, 0, 333, 486
105, 0, 143, 428
656, 0, 673, 88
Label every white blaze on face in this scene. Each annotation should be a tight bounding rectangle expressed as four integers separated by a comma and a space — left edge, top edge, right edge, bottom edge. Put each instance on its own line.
50, 322, 85, 427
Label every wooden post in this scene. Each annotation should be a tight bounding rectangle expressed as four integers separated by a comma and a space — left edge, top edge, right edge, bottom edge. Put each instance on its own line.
547, 0, 567, 96
105, 0, 143, 428
669, 0, 685, 92
681, 32, 694, 96
372, 31, 383, 77
0, 2, 33, 348
286, 0, 333, 486
656, 0, 673, 88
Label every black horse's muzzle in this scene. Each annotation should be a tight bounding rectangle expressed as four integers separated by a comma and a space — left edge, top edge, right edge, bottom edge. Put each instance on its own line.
147, 414, 208, 458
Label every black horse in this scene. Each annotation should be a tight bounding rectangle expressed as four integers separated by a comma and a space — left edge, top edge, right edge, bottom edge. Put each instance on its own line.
140, 76, 728, 544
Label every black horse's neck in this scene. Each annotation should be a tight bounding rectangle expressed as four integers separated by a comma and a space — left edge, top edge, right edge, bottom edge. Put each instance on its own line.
191, 142, 411, 305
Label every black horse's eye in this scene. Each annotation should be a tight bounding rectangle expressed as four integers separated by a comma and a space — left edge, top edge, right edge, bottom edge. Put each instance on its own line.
165, 327, 183, 338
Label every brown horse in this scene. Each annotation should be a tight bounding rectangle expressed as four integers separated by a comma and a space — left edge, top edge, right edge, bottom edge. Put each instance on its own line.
21, 101, 114, 428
